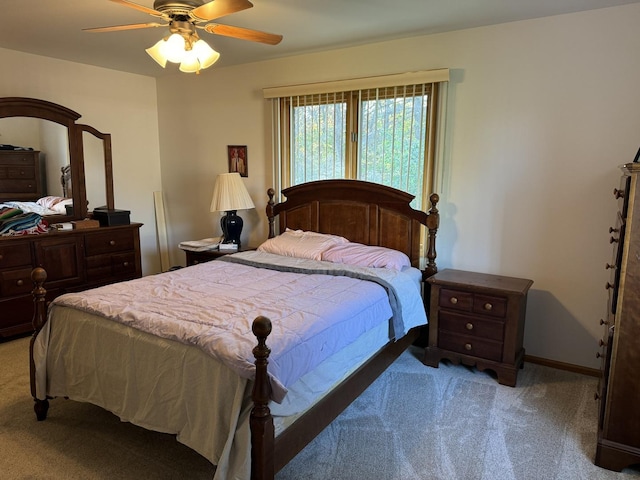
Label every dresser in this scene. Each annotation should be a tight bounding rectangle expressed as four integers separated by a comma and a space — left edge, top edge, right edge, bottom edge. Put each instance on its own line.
424, 269, 533, 387
0, 150, 44, 201
0, 223, 142, 337
595, 162, 640, 471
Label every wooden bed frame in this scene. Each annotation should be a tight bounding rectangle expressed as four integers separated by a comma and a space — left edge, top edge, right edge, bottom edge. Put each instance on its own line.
30, 179, 440, 480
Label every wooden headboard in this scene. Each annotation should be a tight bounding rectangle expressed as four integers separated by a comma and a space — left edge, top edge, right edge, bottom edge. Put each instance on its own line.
266, 179, 440, 277
60, 165, 72, 198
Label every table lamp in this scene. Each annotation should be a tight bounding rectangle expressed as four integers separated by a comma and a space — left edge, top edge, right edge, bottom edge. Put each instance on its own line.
210, 172, 255, 247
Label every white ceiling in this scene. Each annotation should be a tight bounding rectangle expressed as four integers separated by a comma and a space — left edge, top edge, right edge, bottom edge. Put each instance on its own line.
2, 0, 639, 78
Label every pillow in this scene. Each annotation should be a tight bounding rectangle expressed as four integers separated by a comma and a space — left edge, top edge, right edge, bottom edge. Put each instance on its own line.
50, 198, 73, 214
257, 229, 348, 260
37, 196, 66, 209
321, 242, 411, 271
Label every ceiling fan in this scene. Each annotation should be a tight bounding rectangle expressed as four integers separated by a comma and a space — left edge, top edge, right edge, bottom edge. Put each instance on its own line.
85, 0, 283, 73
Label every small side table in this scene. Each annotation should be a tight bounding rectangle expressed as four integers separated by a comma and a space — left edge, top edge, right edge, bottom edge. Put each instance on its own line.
182, 245, 254, 266
424, 269, 533, 387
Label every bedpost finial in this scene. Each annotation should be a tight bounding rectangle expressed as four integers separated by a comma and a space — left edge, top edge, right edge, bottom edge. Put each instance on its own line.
252, 315, 272, 339
429, 193, 439, 208
32, 267, 47, 285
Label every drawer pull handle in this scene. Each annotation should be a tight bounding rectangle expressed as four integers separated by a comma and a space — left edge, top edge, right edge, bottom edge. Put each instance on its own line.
0, 254, 3, 261
600, 318, 610, 326
193, 260, 200, 265
16, 279, 24, 286
605, 263, 616, 270
605, 282, 614, 290
610, 236, 619, 244
464, 343, 472, 351
483, 303, 493, 311
465, 322, 474, 330
449, 297, 458, 305
123, 261, 129, 267
614, 188, 625, 199
109, 240, 116, 246
596, 352, 602, 358
594, 392, 600, 401
599, 339, 607, 347
609, 227, 619, 233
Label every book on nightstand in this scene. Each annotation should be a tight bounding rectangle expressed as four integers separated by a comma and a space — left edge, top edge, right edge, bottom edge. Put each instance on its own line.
178, 237, 221, 252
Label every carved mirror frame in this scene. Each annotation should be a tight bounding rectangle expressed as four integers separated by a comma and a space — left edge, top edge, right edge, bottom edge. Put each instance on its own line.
0, 97, 114, 223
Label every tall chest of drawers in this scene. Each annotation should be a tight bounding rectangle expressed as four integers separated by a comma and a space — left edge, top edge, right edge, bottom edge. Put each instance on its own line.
595, 162, 640, 471
424, 269, 533, 387
0, 150, 44, 201
0, 223, 142, 338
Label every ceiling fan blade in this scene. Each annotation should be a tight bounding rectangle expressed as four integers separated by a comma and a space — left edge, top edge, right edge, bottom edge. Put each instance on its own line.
109, 0, 164, 17
83, 22, 167, 33
203, 24, 282, 45
192, 0, 254, 21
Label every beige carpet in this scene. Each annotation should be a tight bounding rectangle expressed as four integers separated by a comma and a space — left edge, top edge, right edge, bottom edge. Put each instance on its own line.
1, 335, 639, 479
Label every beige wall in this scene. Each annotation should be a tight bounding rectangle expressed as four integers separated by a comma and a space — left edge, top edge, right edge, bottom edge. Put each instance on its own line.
156, 3, 640, 369
0, 47, 163, 275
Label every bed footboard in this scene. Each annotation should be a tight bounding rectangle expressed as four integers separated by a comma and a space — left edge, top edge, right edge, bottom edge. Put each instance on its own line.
30, 267, 49, 420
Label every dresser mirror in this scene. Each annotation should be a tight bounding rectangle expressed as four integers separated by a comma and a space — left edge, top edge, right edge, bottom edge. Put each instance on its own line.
0, 97, 114, 223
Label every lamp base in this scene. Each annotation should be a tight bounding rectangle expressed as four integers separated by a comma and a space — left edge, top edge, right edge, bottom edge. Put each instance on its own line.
220, 210, 243, 248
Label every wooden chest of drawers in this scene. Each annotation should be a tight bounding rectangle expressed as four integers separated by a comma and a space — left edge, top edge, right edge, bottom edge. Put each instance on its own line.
0, 150, 44, 201
0, 223, 142, 337
424, 269, 533, 387
595, 162, 640, 471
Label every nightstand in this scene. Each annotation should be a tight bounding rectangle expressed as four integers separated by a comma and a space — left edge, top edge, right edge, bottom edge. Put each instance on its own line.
182, 246, 254, 266
424, 269, 533, 387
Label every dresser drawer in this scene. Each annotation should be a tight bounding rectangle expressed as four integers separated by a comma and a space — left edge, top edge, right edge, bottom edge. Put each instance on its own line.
438, 331, 503, 363
6, 165, 36, 179
85, 229, 135, 256
86, 252, 137, 281
0, 267, 33, 296
0, 242, 31, 269
0, 178, 38, 193
0, 153, 37, 165
439, 311, 504, 341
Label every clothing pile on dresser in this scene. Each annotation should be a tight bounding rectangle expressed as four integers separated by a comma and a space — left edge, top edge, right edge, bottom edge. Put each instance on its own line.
0, 206, 47, 235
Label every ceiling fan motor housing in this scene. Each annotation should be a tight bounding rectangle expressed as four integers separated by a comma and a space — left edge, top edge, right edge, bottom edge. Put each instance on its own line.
153, 0, 204, 16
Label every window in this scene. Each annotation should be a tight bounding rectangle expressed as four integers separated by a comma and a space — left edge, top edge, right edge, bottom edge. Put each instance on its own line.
264, 69, 448, 212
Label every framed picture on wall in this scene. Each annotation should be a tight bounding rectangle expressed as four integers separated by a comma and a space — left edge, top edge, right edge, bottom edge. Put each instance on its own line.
228, 145, 248, 177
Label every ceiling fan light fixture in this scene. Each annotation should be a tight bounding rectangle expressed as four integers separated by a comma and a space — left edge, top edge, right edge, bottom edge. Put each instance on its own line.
179, 38, 219, 73
163, 33, 188, 63
145, 39, 169, 68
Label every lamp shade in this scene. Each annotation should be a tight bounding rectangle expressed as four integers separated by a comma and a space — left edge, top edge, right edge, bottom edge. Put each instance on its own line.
210, 172, 255, 213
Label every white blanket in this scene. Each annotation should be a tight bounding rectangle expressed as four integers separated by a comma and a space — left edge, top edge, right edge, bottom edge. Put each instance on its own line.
51, 251, 426, 402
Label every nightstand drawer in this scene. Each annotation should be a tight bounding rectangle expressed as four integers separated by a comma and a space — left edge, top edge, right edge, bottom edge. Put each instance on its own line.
440, 288, 507, 319
473, 294, 507, 318
439, 331, 503, 363
439, 288, 473, 312
439, 311, 504, 341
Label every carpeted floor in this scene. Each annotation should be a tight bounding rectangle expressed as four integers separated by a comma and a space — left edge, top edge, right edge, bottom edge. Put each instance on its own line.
1, 335, 639, 479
